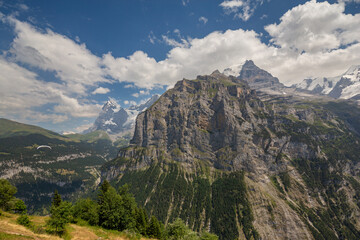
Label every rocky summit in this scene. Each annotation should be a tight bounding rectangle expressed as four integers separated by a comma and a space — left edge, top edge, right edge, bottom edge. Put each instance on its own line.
86, 95, 160, 138
102, 62, 360, 240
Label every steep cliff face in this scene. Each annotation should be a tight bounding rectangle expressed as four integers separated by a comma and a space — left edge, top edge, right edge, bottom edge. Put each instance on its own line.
102, 69, 360, 240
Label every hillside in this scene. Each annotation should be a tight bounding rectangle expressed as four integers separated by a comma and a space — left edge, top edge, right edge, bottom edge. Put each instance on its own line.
101, 66, 360, 239
0, 118, 69, 141
0, 119, 118, 214
0, 211, 150, 240
65, 130, 112, 143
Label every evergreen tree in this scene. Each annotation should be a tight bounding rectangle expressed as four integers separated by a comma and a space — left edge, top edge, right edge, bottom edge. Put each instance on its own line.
199, 231, 219, 240
98, 180, 110, 202
46, 191, 72, 235
72, 198, 99, 226
46, 201, 73, 235
98, 186, 122, 229
98, 183, 138, 231
147, 215, 162, 239
135, 207, 148, 235
52, 190, 62, 208
117, 184, 137, 230
166, 218, 188, 239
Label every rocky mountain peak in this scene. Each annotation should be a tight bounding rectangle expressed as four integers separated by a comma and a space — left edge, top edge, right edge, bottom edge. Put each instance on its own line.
239, 60, 281, 87
102, 68, 360, 240
85, 95, 160, 137
102, 99, 120, 111
222, 60, 286, 94
210, 69, 221, 76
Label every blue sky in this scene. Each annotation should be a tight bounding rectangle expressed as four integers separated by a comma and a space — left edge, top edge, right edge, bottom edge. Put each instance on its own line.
0, 0, 359, 133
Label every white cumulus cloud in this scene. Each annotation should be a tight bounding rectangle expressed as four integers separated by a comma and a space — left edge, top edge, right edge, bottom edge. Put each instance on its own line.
92, 87, 110, 95
219, 0, 264, 21
6, 16, 109, 95
1, 0, 360, 128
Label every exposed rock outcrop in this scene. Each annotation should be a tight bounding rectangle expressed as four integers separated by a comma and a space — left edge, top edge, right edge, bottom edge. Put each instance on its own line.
102, 63, 360, 240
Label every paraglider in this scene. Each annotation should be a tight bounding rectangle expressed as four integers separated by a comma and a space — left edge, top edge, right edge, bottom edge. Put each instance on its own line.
37, 145, 52, 150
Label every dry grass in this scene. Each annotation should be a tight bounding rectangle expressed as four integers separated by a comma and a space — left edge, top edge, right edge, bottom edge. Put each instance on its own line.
0, 211, 154, 240
0, 211, 60, 240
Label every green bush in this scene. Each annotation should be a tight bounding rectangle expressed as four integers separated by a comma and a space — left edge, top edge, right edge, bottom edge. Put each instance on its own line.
14, 199, 27, 214
0, 179, 17, 209
17, 214, 31, 227
165, 218, 218, 240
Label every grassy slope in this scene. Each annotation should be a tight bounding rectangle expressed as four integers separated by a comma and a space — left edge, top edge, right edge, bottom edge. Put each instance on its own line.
65, 130, 111, 143
0, 211, 152, 240
0, 118, 70, 141
0, 118, 113, 144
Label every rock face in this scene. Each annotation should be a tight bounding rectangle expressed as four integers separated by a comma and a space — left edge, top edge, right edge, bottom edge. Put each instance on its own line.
294, 65, 360, 102
238, 60, 284, 90
102, 66, 360, 239
86, 95, 160, 137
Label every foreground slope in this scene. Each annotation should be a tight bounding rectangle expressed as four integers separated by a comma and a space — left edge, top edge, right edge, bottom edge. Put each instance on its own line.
0, 211, 148, 240
102, 66, 360, 239
0, 119, 118, 213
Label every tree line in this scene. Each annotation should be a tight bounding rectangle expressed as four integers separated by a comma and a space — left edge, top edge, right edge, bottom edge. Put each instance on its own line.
0, 178, 218, 239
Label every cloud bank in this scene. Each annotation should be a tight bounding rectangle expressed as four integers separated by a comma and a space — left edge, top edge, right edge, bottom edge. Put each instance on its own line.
1, 0, 360, 129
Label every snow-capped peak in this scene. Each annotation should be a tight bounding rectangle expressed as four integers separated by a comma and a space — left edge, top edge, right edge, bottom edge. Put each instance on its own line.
102, 98, 121, 112
343, 65, 360, 82
85, 94, 160, 136
294, 64, 360, 101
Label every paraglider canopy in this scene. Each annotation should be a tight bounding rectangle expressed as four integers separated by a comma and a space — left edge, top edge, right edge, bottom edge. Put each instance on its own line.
37, 145, 52, 150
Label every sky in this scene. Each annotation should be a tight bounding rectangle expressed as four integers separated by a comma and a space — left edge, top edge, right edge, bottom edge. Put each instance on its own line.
0, 0, 359, 133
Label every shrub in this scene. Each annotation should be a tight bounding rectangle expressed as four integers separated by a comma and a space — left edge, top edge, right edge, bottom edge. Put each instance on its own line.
17, 214, 31, 227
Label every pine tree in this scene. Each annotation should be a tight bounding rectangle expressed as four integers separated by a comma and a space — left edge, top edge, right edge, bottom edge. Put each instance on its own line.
147, 215, 162, 239
52, 190, 62, 208
46, 191, 72, 235
72, 198, 99, 225
135, 207, 148, 235
98, 180, 110, 205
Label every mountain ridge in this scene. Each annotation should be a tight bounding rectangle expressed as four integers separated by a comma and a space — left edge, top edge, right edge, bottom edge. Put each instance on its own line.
293, 65, 360, 102
0, 118, 118, 213
101, 63, 360, 239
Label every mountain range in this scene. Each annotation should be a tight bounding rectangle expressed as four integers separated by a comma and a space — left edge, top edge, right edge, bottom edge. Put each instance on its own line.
101, 62, 360, 240
2, 60, 360, 239
293, 65, 360, 102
